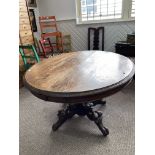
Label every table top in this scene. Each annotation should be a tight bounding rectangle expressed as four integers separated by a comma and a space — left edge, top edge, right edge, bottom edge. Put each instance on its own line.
24, 51, 135, 103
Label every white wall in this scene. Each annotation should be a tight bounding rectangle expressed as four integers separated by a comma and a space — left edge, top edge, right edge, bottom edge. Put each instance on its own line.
38, 0, 76, 20
57, 20, 134, 52
37, 0, 135, 52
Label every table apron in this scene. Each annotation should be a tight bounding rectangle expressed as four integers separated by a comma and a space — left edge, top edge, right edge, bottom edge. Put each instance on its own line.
30, 79, 132, 104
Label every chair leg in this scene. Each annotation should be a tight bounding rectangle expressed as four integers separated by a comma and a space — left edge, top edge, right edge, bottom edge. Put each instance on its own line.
47, 38, 54, 54
39, 40, 47, 58
31, 45, 40, 62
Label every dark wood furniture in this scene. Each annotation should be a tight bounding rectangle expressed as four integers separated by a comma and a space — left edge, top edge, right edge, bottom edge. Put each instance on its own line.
115, 42, 135, 57
115, 33, 135, 57
24, 51, 135, 136
88, 27, 104, 51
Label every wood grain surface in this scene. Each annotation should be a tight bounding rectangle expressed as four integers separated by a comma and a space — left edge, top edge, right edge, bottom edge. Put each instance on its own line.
24, 51, 135, 103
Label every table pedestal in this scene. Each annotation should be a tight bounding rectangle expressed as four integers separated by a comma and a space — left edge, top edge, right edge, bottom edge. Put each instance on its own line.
52, 100, 109, 136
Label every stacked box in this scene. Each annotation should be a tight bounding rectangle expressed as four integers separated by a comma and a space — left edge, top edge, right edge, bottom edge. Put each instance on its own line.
62, 34, 72, 52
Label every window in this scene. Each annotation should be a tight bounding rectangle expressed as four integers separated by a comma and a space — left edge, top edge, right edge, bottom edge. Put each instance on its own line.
76, 0, 135, 24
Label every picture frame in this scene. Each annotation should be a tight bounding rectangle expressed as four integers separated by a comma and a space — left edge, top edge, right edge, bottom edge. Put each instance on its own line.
27, 0, 37, 7
29, 9, 37, 32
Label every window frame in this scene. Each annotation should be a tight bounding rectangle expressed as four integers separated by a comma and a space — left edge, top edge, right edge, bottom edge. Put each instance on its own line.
76, 0, 135, 24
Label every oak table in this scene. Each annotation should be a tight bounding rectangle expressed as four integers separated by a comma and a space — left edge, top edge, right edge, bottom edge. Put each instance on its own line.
24, 51, 135, 136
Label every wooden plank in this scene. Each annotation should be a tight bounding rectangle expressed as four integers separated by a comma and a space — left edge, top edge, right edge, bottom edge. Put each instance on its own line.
19, 12, 29, 19
19, 5, 27, 12
19, 0, 26, 2
21, 35, 34, 45
41, 24, 57, 28
21, 41, 34, 45
19, 0, 26, 5
19, 18, 30, 25
19, 1, 26, 6
20, 30, 32, 37
19, 24, 31, 31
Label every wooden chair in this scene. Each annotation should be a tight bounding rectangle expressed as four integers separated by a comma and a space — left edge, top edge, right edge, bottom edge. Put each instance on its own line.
40, 32, 64, 54
88, 27, 104, 51
39, 16, 64, 53
39, 38, 53, 57
39, 16, 58, 33
19, 45, 40, 70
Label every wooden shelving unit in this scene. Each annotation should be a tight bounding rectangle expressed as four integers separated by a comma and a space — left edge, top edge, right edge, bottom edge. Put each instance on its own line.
19, 0, 34, 87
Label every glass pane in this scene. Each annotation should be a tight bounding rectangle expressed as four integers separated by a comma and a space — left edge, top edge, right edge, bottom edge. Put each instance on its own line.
80, 0, 123, 21
87, 0, 97, 5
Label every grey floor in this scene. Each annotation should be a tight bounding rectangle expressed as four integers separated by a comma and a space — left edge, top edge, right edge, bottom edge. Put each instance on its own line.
19, 81, 135, 155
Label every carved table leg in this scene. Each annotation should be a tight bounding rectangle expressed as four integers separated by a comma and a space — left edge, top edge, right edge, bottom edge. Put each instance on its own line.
86, 109, 109, 136
92, 100, 106, 106
52, 102, 109, 136
52, 106, 75, 131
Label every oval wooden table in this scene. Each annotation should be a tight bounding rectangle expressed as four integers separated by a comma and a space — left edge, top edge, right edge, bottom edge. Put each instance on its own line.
24, 51, 135, 136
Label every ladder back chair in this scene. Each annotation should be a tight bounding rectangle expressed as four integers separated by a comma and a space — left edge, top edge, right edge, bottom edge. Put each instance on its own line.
40, 32, 63, 54
39, 16, 64, 53
39, 38, 54, 57
19, 45, 40, 70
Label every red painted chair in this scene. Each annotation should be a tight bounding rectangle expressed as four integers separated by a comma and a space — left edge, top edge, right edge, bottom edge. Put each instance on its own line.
39, 16, 58, 33
39, 38, 53, 57
40, 32, 64, 55
39, 16, 64, 54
